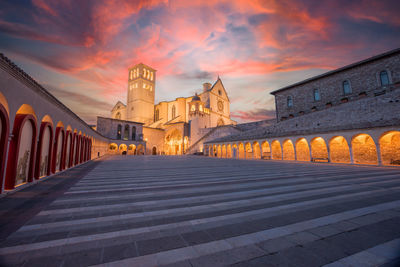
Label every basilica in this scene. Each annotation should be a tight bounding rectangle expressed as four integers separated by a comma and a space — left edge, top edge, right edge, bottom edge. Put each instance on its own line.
97, 63, 236, 155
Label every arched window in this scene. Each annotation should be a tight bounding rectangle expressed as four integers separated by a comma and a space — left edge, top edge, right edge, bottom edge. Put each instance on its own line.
115, 112, 121, 120
155, 109, 159, 121
123, 125, 129, 140
380, 70, 389, 86
131, 126, 136, 140
117, 124, 122, 140
287, 96, 293, 108
343, 80, 352, 95
191, 104, 196, 112
151, 72, 153, 81
172, 105, 176, 118
313, 89, 320, 101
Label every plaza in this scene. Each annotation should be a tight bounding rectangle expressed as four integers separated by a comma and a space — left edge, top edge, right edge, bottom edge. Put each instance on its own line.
0, 156, 399, 266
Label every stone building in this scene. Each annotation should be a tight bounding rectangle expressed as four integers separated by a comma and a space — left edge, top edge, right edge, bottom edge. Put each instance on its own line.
205, 48, 400, 166
102, 63, 237, 155
0, 53, 109, 194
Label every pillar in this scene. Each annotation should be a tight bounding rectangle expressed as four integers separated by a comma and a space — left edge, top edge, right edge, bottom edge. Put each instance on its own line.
376, 144, 382, 166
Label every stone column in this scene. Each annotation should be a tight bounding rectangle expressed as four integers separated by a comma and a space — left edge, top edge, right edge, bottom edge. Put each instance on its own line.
349, 144, 354, 164
376, 144, 382, 166
327, 145, 331, 163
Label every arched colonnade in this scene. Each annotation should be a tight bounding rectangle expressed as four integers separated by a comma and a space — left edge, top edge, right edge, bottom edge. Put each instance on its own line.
204, 128, 400, 166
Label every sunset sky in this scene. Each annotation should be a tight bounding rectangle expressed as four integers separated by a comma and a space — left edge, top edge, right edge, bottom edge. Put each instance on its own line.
1, 0, 400, 124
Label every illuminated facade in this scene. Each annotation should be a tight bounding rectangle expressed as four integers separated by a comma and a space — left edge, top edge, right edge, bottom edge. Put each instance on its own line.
205, 48, 400, 166
108, 63, 236, 155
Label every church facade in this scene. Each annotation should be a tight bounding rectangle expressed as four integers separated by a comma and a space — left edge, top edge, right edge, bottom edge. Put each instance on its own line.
101, 63, 236, 155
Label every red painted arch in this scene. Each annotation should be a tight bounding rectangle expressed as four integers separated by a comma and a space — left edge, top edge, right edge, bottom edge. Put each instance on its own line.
80, 137, 85, 163
88, 139, 92, 160
64, 131, 73, 169
35, 122, 54, 179
5, 114, 37, 190
51, 127, 65, 173
0, 104, 10, 193
83, 137, 88, 162
75, 135, 81, 165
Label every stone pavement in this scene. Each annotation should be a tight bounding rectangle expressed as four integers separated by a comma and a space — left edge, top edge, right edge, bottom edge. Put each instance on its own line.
0, 155, 400, 267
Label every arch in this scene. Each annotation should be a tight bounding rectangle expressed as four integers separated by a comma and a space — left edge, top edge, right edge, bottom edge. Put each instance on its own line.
165, 129, 182, 155
310, 137, 328, 161
64, 131, 72, 169
5, 113, 37, 189
222, 144, 227, 158
117, 124, 122, 139
132, 126, 136, 140
212, 144, 217, 157
329, 136, 351, 163
109, 143, 118, 154
253, 142, 261, 159
123, 125, 129, 140
245, 142, 252, 159
35, 121, 53, 179
238, 143, 245, 159
137, 144, 144, 155
88, 139, 92, 160
71, 133, 78, 166
79, 135, 85, 163
0, 100, 10, 192
227, 144, 232, 158
282, 139, 295, 160
295, 138, 310, 161
128, 144, 136, 155
352, 134, 378, 165
261, 141, 271, 159
172, 105, 176, 119
82, 137, 87, 162
271, 140, 282, 160
0, 92, 9, 117
232, 144, 238, 158
217, 145, 222, 158
16, 104, 37, 121
52, 125, 65, 172
119, 144, 127, 155
379, 131, 400, 165
115, 112, 121, 120
152, 146, 157, 155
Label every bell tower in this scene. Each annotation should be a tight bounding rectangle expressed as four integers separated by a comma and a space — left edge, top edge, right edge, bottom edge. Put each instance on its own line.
126, 63, 156, 124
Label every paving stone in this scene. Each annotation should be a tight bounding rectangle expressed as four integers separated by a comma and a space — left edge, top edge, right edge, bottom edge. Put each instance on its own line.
256, 237, 297, 253
1, 156, 400, 266
136, 235, 187, 256
308, 225, 342, 238
181, 230, 214, 245
285, 231, 320, 245
62, 248, 103, 267
102, 243, 138, 263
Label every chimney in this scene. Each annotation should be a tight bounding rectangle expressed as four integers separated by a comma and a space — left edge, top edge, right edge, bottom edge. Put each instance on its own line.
203, 82, 212, 92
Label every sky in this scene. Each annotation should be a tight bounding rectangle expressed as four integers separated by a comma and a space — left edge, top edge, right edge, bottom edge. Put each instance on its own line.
0, 0, 400, 124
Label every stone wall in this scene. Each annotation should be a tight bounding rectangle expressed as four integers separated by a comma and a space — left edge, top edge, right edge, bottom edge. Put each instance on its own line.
96, 117, 143, 141
273, 50, 400, 121
209, 86, 400, 143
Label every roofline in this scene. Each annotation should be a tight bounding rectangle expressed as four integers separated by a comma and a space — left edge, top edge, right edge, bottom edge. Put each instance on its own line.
270, 47, 400, 95
0, 53, 111, 140
97, 116, 145, 125
128, 63, 157, 72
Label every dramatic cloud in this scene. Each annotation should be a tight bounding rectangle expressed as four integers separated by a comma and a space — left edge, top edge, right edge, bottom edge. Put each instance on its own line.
0, 0, 399, 123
